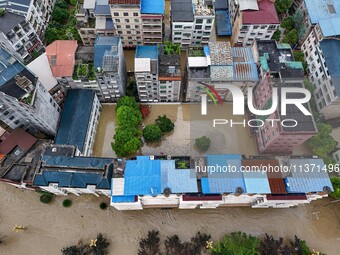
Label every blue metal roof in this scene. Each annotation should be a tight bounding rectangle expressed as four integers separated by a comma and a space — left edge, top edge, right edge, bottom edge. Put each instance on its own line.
0, 48, 25, 86
232, 47, 259, 81
42, 155, 113, 169
111, 195, 136, 203
33, 167, 112, 189
94, 36, 120, 69
243, 171, 271, 194
201, 154, 246, 194
55, 89, 95, 152
94, 4, 111, 15
320, 39, 340, 96
285, 158, 334, 193
305, 0, 340, 36
215, 10, 232, 36
160, 160, 198, 193
135, 45, 158, 59
141, 0, 164, 14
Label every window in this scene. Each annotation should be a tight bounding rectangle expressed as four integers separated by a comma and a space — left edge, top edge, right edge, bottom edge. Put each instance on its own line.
125, 19, 129, 23
126, 25, 131, 29
196, 19, 203, 24
134, 19, 139, 23
114, 12, 119, 16
206, 19, 212, 24
123, 12, 128, 16
9, 116, 14, 120
116, 25, 121, 29
174, 25, 182, 29
115, 19, 120, 23
133, 12, 138, 16
260, 25, 267, 29
195, 25, 202, 29
205, 26, 212, 30
253, 25, 259, 29
14, 120, 20, 125
174, 32, 181, 35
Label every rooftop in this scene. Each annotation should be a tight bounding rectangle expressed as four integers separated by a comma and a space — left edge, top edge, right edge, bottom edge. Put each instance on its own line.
194, 2, 214, 16
27, 53, 58, 91
305, 0, 340, 36
135, 45, 158, 59
0, 12, 25, 34
0, 128, 37, 155
158, 46, 181, 78
201, 154, 246, 194
232, 47, 258, 81
285, 158, 334, 193
171, 0, 194, 22
215, 0, 228, 10
242, 0, 279, 25
111, 156, 198, 200
108, 0, 140, 4
135, 46, 158, 73
94, 2, 111, 15
0, 47, 36, 99
0, 0, 30, 13
55, 89, 96, 153
320, 39, 340, 96
83, 0, 96, 9
94, 36, 120, 71
45, 40, 78, 77
141, 0, 164, 15
215, 10, 232, 36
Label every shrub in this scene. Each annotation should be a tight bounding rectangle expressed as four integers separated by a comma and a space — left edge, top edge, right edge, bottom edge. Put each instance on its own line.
62, 199, 72, 208
155, 115, 175, 133
330, 177, 340, 199
143, 124, 163, 142
100, 202, 108, 210
40, 194, 52, 204
195, 136, 211, 151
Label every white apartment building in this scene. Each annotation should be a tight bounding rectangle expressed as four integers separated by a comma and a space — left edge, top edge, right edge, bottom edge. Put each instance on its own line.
171, 0, 214, 47
228, 0, 279, 46
0, 47, 60, 137
0, 0, 55, 39
0, 12, 44, 63
300, 0, 340, 119
135, 45, 159, 102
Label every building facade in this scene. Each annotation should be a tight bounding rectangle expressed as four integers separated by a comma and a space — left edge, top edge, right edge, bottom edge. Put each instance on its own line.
0, 12, 44, 63
93, 36, 127, 102
229, 0, 279, 46
0, 47, 60, 137
171, 0, 214, 47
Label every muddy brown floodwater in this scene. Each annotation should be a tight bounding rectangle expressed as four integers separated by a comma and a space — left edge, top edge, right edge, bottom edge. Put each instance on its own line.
0, 183, 339, 254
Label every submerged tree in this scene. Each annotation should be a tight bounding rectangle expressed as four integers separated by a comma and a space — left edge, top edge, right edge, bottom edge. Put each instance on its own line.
138, 230, 162, 255
143, 124, 163, 142
195, 136, 211, 151
155, 115, 174, 133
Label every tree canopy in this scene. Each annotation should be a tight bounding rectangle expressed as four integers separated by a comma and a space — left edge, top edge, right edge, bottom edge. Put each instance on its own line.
116, 106, 142, 127
283, 29, 298, 45
195, 136, 211, 151
116, 96, 139, 112
281, 16, 295, 31
275, 0, 292, 15
143, 124, 163, 142
155, 115, 175, 133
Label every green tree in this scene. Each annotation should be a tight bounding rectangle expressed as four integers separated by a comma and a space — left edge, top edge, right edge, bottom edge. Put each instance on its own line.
143, 124, 162, 142
155, 115, 174, 133
275, 0, 292, 15
70, 0, 77, 5
116, 106, 142, 127
113, 127, 142, 144
52, 6, 70, 23
330, 177, 340, 199
210, 232, 260, 255
308, 123, 337, 164
116, 96, 139, 112
45, 27, 61, 45
281, 16, 294, 31
293, 51, 305, 62
0, 8, 6, 17
195, 136, 211, 151
283, 29, 298, 45
138, 230, 161, 255
126, 81, 139, 101
272, 29, 281, 41
112, 128, 142, 157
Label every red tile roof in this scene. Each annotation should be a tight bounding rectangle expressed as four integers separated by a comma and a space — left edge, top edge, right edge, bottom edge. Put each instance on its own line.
0, 128, 37, 155
45, 40, 78, 78
242, 0, 279, 24
241, 159, 287, 194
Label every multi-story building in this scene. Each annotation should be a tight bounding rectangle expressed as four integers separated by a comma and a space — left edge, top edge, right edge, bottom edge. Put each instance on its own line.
33, 144, 115, 196
0, 0, 55, 39
135, 45, 159, 102
54, 89, 101, 156
0, 47, 60, 137
299, 0, 340, 119
93, 36, 127, 102
109, 0, 143, 48
251, 40, 318, 154
140, 0, 164, 45
110, 154, 333, 210
171, 0, 214, 47
158, 45, 181, 102
0, 12, 44, 63
228, 0, 279, 46
135, 45, 182, 102
215, 0, 232, 37
95, 0, 115, 37
185, 42, 258, 101
45, 40, 78, 87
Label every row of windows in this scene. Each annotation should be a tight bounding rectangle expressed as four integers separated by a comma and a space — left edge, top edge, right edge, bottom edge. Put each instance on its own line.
113, 12, 139, 17
115, 19, 140, 23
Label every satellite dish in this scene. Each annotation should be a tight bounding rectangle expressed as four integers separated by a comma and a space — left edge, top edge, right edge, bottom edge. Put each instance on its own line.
163, 187, 171, 197
235, 187, 244, 194
323, 186, 332, 194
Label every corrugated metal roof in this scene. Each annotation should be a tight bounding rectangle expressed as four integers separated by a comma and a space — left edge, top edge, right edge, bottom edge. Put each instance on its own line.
94, 36, 120, 69
141, 0, 164, 14
243, 171, 271, 194
135, 45, 158, 59
201, 154, 246, 194
54, 89, 95, 152
285, 158, 334, 193
305, 0, 340, 24
160, 160, 198, 193
216, 10, 232, 36
111, 195, 136, 203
